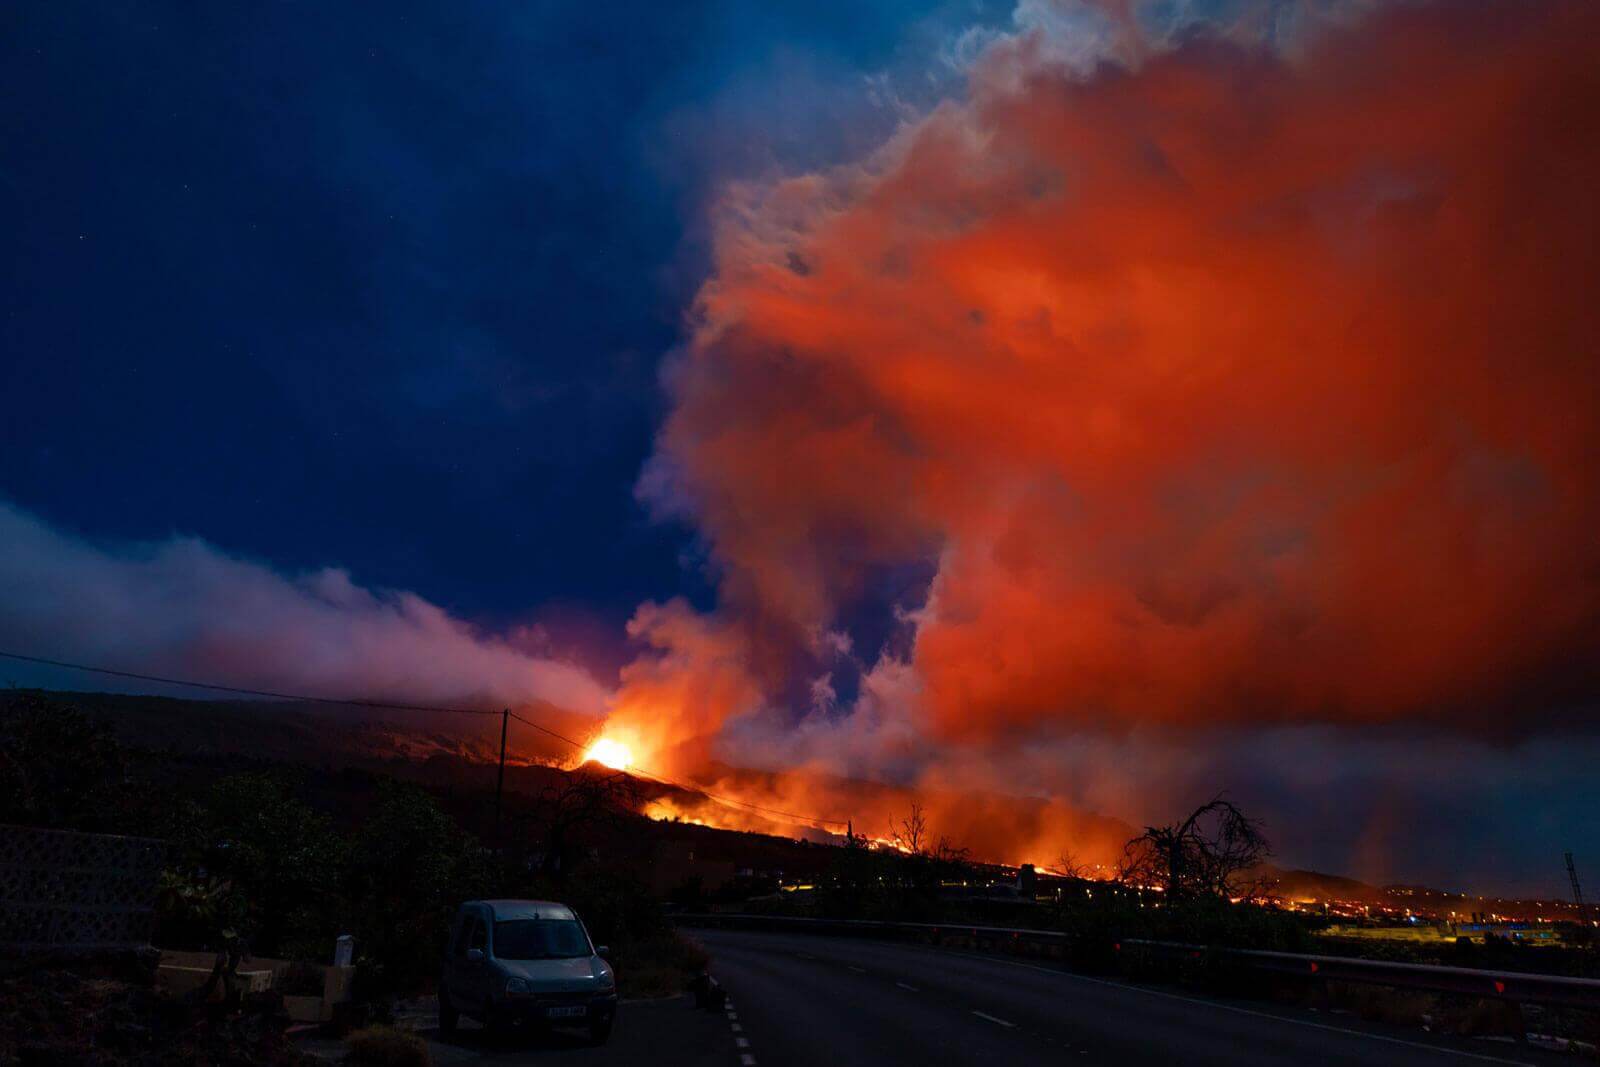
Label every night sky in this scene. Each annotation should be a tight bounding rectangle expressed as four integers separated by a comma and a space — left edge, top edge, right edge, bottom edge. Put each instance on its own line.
3, 1, 1597, 896
2, 1, 999, 646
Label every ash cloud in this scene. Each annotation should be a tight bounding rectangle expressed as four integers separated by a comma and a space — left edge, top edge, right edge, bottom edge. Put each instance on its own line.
616, 0, 1600, 888
0, 499, 611, 716
643, 0, 1600, 741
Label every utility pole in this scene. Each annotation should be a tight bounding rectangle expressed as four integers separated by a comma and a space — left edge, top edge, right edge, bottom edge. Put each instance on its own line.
1567, 851, 1591, 926
494, 708, 509, 846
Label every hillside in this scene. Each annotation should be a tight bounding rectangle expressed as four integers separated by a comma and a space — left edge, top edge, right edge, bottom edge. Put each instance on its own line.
7, 688, 1581, 922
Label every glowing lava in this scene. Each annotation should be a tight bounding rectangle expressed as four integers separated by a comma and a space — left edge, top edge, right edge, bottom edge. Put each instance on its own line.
584, 737, 633, 771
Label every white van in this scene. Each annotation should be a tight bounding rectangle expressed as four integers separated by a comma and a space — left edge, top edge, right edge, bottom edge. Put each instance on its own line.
439, 899, 618, 1045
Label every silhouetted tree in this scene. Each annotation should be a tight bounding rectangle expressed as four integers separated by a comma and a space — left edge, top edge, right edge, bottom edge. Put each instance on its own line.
891, 801, 929, 855
193, 772, 346, 957
346, 781, 489, 992
518, 760, 641, 879
932, 836, 970, 868
0, 691, 157, 833
1119, 797, 1271, 901
1055, 849, 1087, 881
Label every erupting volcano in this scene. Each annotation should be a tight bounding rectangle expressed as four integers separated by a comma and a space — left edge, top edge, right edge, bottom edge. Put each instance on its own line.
584, 737, 634, 772
5, 0, 1597, 899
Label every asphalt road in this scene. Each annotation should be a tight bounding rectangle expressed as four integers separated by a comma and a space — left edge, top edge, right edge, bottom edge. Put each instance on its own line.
297, 993, 736, 1066
694, 928, 1567, 1067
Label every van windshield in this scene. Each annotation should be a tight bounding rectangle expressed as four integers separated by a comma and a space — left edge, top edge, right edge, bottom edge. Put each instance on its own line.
492, 919, 591, 960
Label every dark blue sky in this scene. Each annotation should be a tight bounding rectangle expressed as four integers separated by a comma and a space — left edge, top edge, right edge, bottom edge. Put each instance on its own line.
1, 1, 1001, 668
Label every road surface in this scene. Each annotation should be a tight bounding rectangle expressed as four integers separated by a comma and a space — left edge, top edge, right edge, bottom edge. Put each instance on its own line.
695, 928, 1565, 1067
296, 993, 735, 1065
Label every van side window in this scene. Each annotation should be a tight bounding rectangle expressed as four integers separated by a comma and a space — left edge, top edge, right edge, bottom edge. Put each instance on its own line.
455, 917, 479, 958
469, 917, 488, 953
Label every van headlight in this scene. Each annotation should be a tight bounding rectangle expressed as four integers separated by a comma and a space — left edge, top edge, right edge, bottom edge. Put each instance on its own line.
505, 977, 531, 995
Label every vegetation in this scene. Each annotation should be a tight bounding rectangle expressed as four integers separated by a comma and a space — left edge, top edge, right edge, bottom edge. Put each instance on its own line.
0, 691, 165, 834
515, 759, 642, 878
5, 688, 1589, 1026
738, 797, 1313, 961
342, 782, 494, 994
1118, 797, 1273, 901
1, 692, 707, 1007
1316, 928, 1600, 980
0, 962, 316, 1065
807, 806, 976, 922
345, 1025, 430, 1067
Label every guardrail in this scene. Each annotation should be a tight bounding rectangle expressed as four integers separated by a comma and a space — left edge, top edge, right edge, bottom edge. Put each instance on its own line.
674, 913, 1600, 1010
1123, 939, 1600, 1010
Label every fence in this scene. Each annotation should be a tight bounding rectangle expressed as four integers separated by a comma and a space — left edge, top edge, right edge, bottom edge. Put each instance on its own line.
0, 824, 167, 953
674, 912, 1600, 1010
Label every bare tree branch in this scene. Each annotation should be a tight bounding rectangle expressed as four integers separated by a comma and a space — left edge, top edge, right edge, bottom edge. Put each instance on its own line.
1118, 796, 1271, 900
891, 801, 928, 855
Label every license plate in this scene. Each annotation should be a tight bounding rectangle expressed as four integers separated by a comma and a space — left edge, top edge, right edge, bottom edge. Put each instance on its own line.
546, 1005, 586, 1019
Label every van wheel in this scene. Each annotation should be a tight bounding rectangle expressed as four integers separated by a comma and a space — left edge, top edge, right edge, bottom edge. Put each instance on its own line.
438, 988, 458, 1034
589, 1018, 614, 1046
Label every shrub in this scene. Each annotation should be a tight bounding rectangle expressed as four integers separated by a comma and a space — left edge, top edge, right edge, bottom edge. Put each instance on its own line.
0, 692, 159, 834
344, 783, 492, 998
181, 772, 347, 958
614, 931, 710, 997
345, 1025, 429, 1067
1324, 982, 1437, 1027
154, 867, 249, 953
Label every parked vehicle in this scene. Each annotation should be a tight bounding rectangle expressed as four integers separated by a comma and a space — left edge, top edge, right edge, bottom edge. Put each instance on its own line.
439, 900, 618, 1045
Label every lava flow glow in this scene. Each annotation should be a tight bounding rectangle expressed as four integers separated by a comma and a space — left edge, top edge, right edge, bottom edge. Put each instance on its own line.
584, 736, 633, 771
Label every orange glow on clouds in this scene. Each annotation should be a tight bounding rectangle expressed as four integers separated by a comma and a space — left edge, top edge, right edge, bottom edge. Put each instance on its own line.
605, 0, 1600, 874
642, 0, 1600, 740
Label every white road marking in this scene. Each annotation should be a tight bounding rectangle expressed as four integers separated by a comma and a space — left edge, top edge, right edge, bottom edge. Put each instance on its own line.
896, 981, 919, 992
972, 1010, 1017, 1028
935, 948, 1533, 1066
848, 965, 867, 974
722, 989, 755, 1067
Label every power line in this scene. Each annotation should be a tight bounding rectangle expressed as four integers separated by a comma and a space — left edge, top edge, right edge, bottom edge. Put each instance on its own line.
1, 648, 848, 831
0, 650, 501, 716
506, 709, 587, 750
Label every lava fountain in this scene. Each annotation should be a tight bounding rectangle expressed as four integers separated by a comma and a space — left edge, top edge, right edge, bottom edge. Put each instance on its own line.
583, 736, 633, 771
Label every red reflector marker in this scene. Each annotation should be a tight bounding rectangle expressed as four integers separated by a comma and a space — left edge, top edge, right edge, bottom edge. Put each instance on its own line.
1309, 962, 1319, 973
1493, 980, 1506, 994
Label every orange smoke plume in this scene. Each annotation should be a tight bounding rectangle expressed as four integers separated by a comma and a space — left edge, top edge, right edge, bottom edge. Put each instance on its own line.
601, 2, 1600, 880
642, 0, 1600, 745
